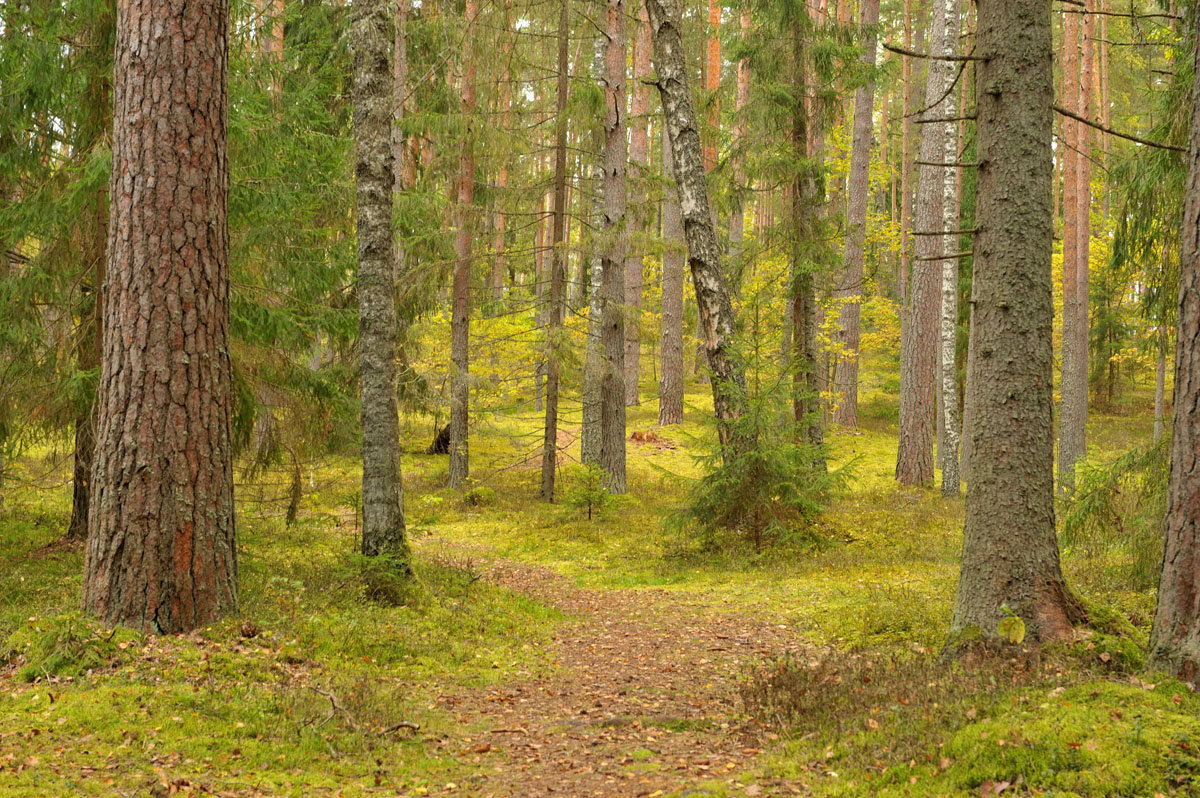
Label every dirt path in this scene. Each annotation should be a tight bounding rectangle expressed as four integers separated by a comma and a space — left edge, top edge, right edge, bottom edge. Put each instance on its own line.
432, 561, 809, 797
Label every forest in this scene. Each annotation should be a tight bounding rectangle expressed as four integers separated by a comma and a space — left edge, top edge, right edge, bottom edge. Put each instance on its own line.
3, 0, 1200, 794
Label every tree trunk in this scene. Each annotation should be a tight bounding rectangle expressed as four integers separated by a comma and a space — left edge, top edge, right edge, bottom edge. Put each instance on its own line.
897, 0, 955, 486
1155, 340, 1167, 443
949, 0, 1081, 646
936, 0, 962, 496
1058, 0, 1085, 494
1149, 27, 1200, 676
646, 0, 748, 459
832, 0, 880, 428
581, 40, 606, 468
600, 0, 628, 492
542, 0, 571, 501
448, 0, 477, 489
84, 0, 238, 631
659, 125, 685, 427
703, 0, 720, 174
727, 11, 751, 284
625, 5, 652, 406
789, 12, 825, 463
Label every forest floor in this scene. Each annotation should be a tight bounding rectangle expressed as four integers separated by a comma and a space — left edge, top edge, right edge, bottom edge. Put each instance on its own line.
2, 368, 1200, 796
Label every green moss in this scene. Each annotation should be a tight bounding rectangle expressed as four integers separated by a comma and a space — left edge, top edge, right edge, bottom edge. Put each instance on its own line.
4, 614, 141, 682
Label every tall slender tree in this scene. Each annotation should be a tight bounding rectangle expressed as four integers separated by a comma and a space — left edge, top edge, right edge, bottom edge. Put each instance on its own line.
659, 126, 686, 427
625, 5, 653, 406
84, 0, 239, 631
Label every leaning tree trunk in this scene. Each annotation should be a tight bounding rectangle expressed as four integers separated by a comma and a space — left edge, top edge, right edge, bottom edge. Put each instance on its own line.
541, 0, 571, 502
354, 0, 409, 559
949, 0, 1082, 647
897, 0, 954, 487
832, 0, 880, 428
646, 0, 748, 458
1148, 25, 1200, 679
84, 0, 238, 632
659, 126, 686, 427
448, 0, 477, 488
600, 0, 628, 492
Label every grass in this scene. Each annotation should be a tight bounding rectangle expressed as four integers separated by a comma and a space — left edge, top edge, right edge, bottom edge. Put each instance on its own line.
0, 361, 1189, 796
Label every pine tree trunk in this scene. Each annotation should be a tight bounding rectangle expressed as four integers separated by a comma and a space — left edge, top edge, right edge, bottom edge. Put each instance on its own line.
703, 0, 720, 174
625, 5, 652, 406
1149, 28, 1200, 675
832, 0, 879, 428
542, 0, 571, 501
949, 0, 1081, 646
728, 11, 751, 283
897, 0, 954, 486
84, 0, 238, 631
448, 0, 477, 489
646, 0, 747, 458
600, 0, 628, 492
1058, 0, 1083, 493
659, 125, 685, 427
581, 40, 606, 468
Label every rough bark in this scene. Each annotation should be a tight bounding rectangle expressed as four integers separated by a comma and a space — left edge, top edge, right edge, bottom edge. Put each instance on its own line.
448, 0, 477, 488
646, 0, 748, 458
949, 0, 1081, 646
600, 0, 628, 492
936, 0, 962, 496
897, 0, 955, 486
625, 5, 652, 406
84, 0, 238, 632
832, 0, 880, 428
659, 125, 685, 427
1058, 0, 1084, 494
1148, 28, 1200, 676
581, 40, 606, 468
352, 0, 409, 560
542, 0, 571, 501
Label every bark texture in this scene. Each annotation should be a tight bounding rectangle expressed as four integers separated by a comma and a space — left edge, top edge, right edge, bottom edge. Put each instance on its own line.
84, 0, 238, 632
541, 0, 571, 501
448, 0, 477, 488
936, 0, 962, 496
1148, 27, 1200, 678
658, 126, 685, 427
646, 0, 747, 457
625, 5, 652, 406
832, 0, 880, 428
600, 0, 628, 492
354, 0, 408, 558
897, 0, 956, 486
949, 0, 1081, 645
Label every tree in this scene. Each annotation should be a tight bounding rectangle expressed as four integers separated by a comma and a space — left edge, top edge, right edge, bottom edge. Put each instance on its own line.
949, 0, 1082, 646
1147, 21, 1200, 680
897, 0, 956, 487
646, 0, 748, 458
353, 0, 409, 559
448, 0, 478, 488
832, 0, 880, 428
625, 5, 652, 407
541, 0, 571, 502
659, 126, 686, 427
599, 0, 628, 492
83, 0, 238, 631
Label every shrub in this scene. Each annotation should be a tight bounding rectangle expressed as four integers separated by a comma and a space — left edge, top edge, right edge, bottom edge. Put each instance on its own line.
462, 485, 496, 508
562, 464, 612, 520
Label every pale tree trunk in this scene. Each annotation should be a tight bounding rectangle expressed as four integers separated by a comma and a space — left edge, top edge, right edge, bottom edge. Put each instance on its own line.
1149, 28, 1200, 676
950, 0, 1081, 646
448, 0, 477, 488
542, 0, 571, 501
897, 0, 954, 486
659, 125, 686, 426
1058, 0, 1085, 493
84, 0, 239, 631
600, 0, 628, 492
625, 5, 652, 406
703, 0, 720, 174
936, 0, 961, 496
727, 11, 751, 282
646, 0, 748, 458
832, 0, 880, 428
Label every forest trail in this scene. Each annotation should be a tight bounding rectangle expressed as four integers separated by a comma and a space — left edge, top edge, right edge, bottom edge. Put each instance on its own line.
431, 558, 808, 797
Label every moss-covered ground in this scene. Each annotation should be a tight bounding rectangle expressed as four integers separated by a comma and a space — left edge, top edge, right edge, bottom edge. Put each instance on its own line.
0, 362, 1192, 796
